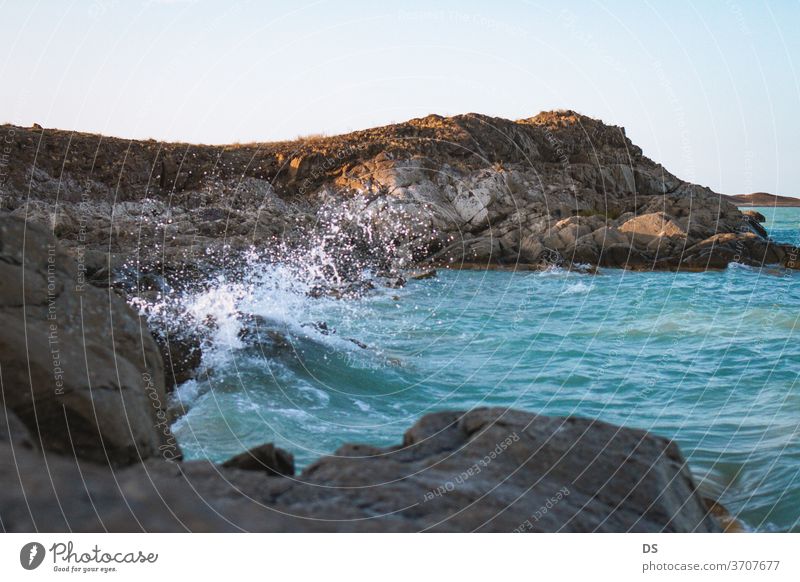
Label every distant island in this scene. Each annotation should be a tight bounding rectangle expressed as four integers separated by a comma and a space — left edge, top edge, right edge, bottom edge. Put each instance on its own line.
723, 192, 800, 207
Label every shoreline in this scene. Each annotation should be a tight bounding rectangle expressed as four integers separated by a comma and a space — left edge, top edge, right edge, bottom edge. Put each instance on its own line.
2, 111, 798, 532
0, 214, 736, 532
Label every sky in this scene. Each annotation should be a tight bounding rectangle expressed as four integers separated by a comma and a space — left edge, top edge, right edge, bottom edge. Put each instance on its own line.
1, 0, 798, 196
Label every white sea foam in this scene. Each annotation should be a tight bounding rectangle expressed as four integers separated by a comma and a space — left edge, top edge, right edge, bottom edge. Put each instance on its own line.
561, 280, 593, 295
133, 195, 429, 374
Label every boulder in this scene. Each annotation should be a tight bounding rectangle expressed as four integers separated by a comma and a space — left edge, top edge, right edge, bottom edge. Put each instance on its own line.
0, 407, 722, 532
1, 408, 36, 451
782, 247, 800, 269
231, 408, 720, 531
673, 232, 785, 270
274, 409, 720, 532
565, 238, 601, 265
742, 209, 766, 222
408, 268, 437, 280
0, 437, 246, 532
598, 243, 650, 270
0, 217, 179, 465
677, 233, 742, 270
222, 443, 295, 476
591, 226, 630, 247
619, 212, 687, 240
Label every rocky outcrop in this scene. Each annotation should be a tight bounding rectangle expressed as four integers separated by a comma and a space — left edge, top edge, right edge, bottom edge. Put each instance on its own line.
742, 209, 766, 222
0, 111, 793, 283
0, 406, 721, 532
0, 415, 244, 532
0, 217, 179, 465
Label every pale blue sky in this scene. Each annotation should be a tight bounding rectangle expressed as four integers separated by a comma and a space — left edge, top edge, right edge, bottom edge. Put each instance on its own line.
1, 0, 798, 196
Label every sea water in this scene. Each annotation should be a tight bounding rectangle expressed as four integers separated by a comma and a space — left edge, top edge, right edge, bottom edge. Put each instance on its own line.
168, 207, 799, 532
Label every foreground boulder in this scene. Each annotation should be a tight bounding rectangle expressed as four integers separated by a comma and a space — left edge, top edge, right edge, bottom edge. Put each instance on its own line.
258, 408, 721, 532
0, 407, 721, 532
0, 410, 245, 532
0, 217, 179, 465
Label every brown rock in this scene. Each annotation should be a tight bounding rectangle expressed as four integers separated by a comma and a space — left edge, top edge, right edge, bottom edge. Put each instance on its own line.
679, 233, 741, 270
704, 498, 745, 533
156, 332, 202, 391
222, 443, 295, 477
408, 268, 437, 280
782, 247, 800, 269
619, 212, 687, 239
0, 408, 36, 451
0, 217, 179, 466
0, 112, 783, 274
742, 209, 766, 222
598, 243, 650, 270
0, 407, 722, 532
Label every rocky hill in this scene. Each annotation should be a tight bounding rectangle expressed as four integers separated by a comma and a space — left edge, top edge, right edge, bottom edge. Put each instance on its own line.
723, 192, 800, 207
0, 111, 794, 284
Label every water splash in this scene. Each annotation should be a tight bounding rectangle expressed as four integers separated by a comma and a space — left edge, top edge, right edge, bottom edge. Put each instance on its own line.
130, 194, 436, 386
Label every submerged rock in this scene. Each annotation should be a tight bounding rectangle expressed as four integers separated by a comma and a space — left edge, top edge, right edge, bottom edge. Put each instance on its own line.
703, 498, 745, 533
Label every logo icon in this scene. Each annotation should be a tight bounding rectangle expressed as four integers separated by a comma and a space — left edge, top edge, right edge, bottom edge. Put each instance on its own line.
20, 542, 46, 570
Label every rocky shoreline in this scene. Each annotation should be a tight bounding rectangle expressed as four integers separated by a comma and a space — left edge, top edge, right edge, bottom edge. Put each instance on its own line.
0, 110, 782, 532
0, 213, 731, 532
0, 219, 721, 534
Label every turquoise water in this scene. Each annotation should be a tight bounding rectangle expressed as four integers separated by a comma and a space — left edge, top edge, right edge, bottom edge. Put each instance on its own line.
171, 207, 800, 532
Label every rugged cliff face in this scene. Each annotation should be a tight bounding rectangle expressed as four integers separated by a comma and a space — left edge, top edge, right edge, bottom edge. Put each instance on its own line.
0, 111, 791, 280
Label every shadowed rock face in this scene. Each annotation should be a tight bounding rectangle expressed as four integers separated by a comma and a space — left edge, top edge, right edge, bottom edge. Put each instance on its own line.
0, 217, 179, 466
221, 442, 295, 476
0, 407, 721, 532
0, 111, 793, 279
